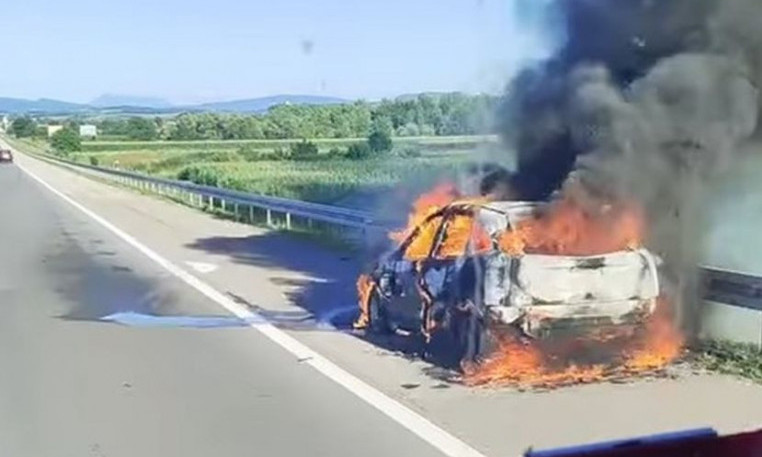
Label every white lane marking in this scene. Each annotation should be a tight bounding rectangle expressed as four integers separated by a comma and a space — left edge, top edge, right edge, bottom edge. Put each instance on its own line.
185, 261, 218, 274
16, 160, 488, 457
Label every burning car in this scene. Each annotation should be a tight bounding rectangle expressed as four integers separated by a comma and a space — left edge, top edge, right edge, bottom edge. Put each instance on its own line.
355, 190, 662, 370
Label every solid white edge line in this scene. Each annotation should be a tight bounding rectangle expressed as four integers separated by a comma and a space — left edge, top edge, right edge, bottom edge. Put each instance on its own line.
15, 159, 489, 457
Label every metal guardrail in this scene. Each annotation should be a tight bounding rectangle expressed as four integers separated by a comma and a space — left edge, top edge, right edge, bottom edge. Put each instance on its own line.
33, 153, 383, 232
702, 267, 762, 311
27, 152, 762, 314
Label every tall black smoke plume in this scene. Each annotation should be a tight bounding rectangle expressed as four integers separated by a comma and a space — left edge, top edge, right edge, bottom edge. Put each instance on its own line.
501, 0, 762, 334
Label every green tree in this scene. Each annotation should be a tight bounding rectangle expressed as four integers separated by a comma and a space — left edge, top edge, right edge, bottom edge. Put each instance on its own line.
50, 128, 81, 155
98, 118, 130, 136
368, 129, 392, 154
169, 114, 199, 140
126, 117, 158, 140
10, 117, 37, 138
90, 93, 497, 143
370, 114, 393, 137
396, 122, 420, 137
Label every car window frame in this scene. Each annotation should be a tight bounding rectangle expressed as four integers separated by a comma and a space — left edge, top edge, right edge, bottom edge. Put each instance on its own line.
429, 205, 491, 261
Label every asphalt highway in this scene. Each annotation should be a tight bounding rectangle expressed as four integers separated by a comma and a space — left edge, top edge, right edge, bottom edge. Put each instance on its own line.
0, 160, 449, 457
2, 147, 762, 457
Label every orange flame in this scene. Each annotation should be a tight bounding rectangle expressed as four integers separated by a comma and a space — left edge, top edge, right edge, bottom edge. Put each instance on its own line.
623, 299, 684, 371
353, 274, 375, 330
464, 298, 684, 388
463, 338, 608, 388
391, 182, 492, 260
499, 195, 644, 256
390, 183, 462, 244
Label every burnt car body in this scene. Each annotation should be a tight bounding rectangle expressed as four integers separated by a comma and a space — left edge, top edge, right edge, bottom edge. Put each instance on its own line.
358, 200, 660, 365
0, 149, 13, 163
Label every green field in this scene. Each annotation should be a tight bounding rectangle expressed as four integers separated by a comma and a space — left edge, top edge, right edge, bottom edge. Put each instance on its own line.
79, 135, 497, 153
18, 136, 495, 207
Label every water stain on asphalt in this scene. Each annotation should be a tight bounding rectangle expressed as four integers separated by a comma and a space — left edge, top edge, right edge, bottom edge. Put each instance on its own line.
101, 311, 260, 328
99, 307, 358, 331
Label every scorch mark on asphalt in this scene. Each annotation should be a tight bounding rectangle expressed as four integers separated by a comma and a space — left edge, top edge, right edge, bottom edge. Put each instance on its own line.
15, 160, 488, 457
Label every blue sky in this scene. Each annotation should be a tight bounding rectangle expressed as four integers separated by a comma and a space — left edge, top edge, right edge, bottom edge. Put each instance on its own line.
0, 0, 552, 104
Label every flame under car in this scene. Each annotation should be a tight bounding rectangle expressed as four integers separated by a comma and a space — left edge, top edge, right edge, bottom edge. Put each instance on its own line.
356, 201, 661, 367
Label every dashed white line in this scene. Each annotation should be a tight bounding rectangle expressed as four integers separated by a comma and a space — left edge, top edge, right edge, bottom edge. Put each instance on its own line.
15, 158, 489, 457
185, 261, 219, 274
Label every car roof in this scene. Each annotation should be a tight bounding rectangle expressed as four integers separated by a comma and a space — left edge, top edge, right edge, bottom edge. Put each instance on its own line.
444, 199, 540, 214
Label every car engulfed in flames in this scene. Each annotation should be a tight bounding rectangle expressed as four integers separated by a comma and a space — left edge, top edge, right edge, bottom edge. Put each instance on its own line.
354, 184, 682, 388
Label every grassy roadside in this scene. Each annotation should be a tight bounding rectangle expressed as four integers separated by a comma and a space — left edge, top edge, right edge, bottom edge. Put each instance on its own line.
80, 135, 499, 152
21, 137, 478, 207
6, 134, 363, 254
692, 340, 762, 383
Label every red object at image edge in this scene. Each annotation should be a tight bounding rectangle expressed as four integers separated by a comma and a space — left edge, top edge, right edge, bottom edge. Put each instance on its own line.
524, 428, 762, 457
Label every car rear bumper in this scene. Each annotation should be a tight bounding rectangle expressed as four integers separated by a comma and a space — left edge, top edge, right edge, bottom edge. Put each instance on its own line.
488, 298, 657, 338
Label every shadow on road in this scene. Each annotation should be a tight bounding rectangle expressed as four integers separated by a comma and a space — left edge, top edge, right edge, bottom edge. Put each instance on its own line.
183, 231, 464, 374
184, 232, 368, 327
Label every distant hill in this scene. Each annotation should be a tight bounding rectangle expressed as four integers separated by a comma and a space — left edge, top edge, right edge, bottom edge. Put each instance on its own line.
90, 94, 173, 109
192, 95, 348, 113
393, 91, 467, 102
0, 94, 349, 115
0, 97, 88, 114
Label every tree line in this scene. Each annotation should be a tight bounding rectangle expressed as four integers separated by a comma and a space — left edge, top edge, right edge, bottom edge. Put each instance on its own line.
7, 93, 497, 155
8, 117, 82, 154
96, 93, 498, 141
8, 114, 396, 160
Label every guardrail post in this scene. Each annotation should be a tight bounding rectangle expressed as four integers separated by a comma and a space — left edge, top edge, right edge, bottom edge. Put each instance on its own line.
286, 212, 291, 230
267, 209, 272, 227
249, 206, 254, 223
234, 203, 239, 221
221, 199, 226, 213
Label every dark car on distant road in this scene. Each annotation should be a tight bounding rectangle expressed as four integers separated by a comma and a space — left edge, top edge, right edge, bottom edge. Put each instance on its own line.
0, 149, 13, 163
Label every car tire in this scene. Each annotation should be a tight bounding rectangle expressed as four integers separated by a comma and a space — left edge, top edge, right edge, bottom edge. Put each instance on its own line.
368, 291, 392, 335
451, 305, 486, 369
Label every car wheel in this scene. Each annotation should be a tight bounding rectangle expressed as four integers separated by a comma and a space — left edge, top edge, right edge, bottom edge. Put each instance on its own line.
368, 291, 392, 334
451, 305, 486, 370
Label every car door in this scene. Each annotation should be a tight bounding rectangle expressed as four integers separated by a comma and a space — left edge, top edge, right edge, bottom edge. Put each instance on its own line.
382, 213, 444, 331
416, 207, 492, 328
